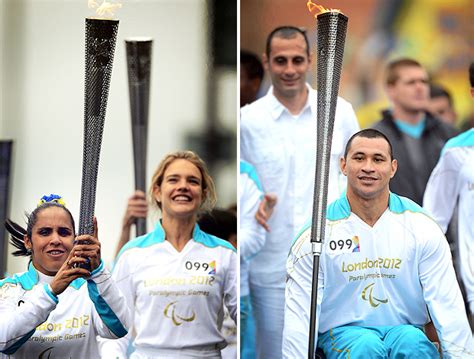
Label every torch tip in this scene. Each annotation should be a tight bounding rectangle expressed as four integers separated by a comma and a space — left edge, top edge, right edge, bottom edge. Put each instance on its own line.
125, 37, 153, 42
316, 11, 348, 21
86, 17, 120, 23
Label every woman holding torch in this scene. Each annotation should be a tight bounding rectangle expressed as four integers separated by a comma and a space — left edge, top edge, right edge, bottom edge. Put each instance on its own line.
100, 151, 237, 358
0, 195, 130, 358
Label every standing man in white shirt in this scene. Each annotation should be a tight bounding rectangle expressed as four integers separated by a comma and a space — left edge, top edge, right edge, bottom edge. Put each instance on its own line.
240, 26, 360, 358
284, 129, 473, 358
423, 62, 474, 321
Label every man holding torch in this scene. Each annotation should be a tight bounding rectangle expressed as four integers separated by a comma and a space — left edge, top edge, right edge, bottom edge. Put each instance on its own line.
284, 129, 473, 358
240, 26, 359, 359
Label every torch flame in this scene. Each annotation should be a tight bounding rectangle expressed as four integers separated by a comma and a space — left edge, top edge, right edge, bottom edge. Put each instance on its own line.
88, 0, 122, 19
307, 0, 341, 17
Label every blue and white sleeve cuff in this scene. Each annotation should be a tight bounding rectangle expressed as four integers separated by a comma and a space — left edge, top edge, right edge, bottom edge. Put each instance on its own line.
43, 284, 59, 304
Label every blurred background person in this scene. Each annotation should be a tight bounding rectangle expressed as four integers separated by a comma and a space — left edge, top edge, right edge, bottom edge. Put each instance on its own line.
240, 50, 264, 107
371, 58, 458, 206
429, 83, 457, 126
100, 151, 237, 358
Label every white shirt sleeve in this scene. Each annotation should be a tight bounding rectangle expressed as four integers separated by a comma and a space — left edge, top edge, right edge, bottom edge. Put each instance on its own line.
224, 250, 238, 323
239, 172, 265, 260
423, 150, 461, 233
283, 229, 324, 359
87, 261, 130, 340
0, 283, 57, 354
418, 222, 473, 357
97, 256, 135, 358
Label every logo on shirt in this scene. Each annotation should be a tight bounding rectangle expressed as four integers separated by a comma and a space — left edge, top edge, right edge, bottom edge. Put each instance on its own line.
208, 260, 216, 275
164, 300, 196, 326
184, 260, 217, 275
352, 236, 360, 253
361, 282, 388, 308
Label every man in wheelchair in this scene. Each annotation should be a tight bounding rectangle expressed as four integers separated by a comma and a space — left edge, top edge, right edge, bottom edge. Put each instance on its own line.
283, 129, 473, 358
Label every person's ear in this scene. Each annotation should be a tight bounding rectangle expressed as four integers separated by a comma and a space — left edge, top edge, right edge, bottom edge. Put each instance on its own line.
262, 53, 269, 72
307, 52, 313, 68
390, 159, 398, 178
340, 156, 347, 176
24, 235, 32, 251
153, 184, 162, 203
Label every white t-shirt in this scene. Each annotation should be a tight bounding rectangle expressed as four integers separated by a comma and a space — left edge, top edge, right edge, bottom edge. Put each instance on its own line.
100, 222, 237, 358
283, 193, 473, 359
240, 85, 360, 287
424, 128, 474, 314
0, 261, 129, 358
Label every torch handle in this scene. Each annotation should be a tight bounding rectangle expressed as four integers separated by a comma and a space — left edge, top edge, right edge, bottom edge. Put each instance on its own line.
308, 253, 321, 359
126, 39, 152, 237
135, 218, 147, 237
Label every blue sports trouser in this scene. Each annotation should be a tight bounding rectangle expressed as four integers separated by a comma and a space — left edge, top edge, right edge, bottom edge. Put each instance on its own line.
318, 325, 439, 358
240, 295, 257, 359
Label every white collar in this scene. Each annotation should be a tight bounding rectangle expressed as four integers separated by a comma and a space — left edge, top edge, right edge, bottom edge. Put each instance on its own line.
266, 84, 315, 120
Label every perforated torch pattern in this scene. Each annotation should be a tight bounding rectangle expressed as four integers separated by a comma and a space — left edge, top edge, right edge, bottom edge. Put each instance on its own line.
79, 18, 119, 235
310, 12, 348, 246
126, 39, 152, 236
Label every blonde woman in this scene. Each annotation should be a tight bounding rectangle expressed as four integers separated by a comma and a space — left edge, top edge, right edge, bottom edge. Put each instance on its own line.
101, 151, 237, 358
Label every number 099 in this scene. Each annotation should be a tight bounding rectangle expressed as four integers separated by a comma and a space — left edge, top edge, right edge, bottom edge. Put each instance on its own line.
329, 239, 352, 251
185, 261, 209, 271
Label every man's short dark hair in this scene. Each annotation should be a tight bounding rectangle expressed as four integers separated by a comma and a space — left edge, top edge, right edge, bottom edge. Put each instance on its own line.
265, 26, 310, 58
469, 62, 474, 88
430, 84, 453, 107
344, 129, 394, 160
385, 58, 423, 86
240, 50, 264, 81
